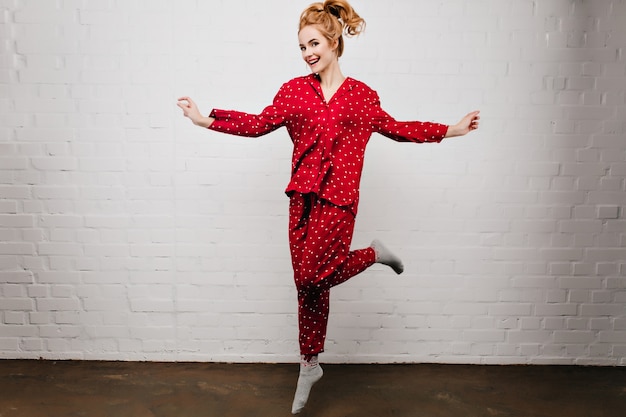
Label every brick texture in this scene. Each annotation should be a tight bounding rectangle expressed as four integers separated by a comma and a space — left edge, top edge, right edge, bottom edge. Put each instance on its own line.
0, 0, 625, 365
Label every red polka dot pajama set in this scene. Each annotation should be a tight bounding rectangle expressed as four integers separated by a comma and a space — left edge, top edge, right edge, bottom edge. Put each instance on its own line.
208, 74, 448, 357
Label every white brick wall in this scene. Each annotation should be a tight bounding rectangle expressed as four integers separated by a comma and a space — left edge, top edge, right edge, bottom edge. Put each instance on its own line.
1, 0, 625, 365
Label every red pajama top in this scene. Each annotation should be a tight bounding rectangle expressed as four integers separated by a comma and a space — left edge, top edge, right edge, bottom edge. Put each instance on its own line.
208, 74, 448, 208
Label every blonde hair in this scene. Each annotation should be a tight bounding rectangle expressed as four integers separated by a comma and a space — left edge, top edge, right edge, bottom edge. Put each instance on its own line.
299, 0, 365, 58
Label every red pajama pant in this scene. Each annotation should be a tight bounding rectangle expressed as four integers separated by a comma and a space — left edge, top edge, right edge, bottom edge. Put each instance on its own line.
288, 192, 376, 356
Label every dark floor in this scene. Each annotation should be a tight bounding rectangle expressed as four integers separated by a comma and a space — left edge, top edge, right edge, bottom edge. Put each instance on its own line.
0, 360, 624, 417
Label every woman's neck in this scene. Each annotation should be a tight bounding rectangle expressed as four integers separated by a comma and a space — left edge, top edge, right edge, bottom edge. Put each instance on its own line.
317, 60, 345, 89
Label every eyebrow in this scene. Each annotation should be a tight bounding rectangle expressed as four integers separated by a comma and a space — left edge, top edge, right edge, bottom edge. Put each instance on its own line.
299, 38, 319, 47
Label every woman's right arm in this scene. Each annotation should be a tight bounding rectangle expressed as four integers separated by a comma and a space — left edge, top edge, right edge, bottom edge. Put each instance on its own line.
177, 81, 291, 137
177, 96, 215, 128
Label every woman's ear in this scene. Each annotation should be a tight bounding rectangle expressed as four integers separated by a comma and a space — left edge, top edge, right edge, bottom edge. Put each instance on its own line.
332, 37, 340, 54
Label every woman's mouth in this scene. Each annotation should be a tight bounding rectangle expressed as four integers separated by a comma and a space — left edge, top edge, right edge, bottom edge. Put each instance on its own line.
308, 58, 320, 66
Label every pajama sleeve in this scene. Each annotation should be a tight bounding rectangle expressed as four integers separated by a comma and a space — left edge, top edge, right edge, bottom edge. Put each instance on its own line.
208, 84, 290, 138
370, 91, 448, 143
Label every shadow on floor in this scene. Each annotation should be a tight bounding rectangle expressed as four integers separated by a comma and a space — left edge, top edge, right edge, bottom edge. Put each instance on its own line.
0, 360, 624, 417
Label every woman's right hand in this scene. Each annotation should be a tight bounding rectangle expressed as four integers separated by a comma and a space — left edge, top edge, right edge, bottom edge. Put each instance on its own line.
177, 96, 214, 128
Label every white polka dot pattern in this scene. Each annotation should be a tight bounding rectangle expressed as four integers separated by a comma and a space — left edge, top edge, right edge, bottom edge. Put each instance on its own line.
208, 74, 448, 207
288, 193, 376, 355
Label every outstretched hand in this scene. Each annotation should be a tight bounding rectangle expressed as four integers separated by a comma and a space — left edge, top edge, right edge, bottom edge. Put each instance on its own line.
177, 96, 203, 125
445, 110, 480, 138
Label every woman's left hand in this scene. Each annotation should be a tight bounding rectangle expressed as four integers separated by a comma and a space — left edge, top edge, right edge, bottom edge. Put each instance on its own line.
445, 111, 480, 138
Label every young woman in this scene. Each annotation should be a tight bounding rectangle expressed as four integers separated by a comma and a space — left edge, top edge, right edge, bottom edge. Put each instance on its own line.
178, 0, 479, 413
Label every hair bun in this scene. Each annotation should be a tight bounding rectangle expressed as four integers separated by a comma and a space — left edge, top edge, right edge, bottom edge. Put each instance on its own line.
324, 4, 340, 18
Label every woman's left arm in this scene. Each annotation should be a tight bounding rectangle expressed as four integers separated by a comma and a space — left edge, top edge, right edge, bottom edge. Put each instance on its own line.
444, 111, 480, 138
369, 88, 479, 143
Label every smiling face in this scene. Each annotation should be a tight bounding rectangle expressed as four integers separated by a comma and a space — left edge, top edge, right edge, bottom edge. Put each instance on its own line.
298, 25, 339, 75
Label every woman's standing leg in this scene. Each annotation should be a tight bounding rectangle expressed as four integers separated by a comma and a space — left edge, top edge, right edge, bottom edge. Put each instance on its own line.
288, 193, 376, 413
289, 193, 376, 354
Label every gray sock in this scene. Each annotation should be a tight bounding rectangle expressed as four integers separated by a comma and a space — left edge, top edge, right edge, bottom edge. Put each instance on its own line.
291, 356, 323, 414
371, 239, 404, 274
